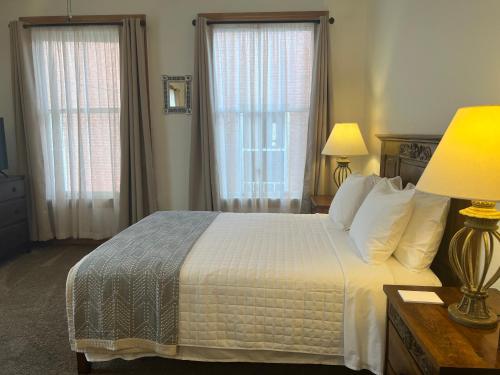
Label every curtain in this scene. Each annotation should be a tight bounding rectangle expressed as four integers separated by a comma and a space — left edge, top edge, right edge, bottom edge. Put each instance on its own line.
31, 25, 121, 239
301, 16, 333, 213
9, 21, 53, 241
119, 19, 157, 229
189, 17, 219, 211
211, 23, 314, 212
211, 22, 315, 213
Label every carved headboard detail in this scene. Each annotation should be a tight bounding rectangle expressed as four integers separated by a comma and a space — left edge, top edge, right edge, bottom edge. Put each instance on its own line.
377, 134, 467, 286
399, 143, 433, 162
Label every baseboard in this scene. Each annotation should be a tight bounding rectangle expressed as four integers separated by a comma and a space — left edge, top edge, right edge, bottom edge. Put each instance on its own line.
32, 238, 107, 247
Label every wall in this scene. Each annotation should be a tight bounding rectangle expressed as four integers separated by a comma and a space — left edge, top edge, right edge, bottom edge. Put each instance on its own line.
364, 0, 500, 174
365, 0, 500, 288
2, 0, 499, 286
0, 0, 372, 207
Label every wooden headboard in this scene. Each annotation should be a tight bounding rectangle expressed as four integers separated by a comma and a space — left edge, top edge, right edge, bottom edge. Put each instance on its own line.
377, 134, 468, 286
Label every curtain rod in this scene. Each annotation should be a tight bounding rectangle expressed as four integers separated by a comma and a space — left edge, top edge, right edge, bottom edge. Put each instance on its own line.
22, 20, 146, 28
192, 17, 334, 26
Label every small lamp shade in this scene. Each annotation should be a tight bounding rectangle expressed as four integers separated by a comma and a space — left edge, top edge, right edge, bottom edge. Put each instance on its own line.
321, 123, 368, 157
417, 106, 500, 202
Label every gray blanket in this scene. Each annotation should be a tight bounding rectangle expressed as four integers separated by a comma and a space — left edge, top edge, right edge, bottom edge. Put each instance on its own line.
68, 210, 219, 354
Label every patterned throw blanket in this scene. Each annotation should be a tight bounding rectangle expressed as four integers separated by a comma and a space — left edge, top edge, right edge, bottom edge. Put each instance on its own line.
66, 211, 219, 355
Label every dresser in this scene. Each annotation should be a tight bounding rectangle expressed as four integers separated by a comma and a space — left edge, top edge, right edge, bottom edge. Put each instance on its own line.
384, 285, 500, 375
0, 176, 30, 261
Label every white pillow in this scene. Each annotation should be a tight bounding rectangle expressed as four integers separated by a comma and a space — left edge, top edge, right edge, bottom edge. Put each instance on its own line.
349, 179, 415, 264
328, 174, 378, 229
373, 175, 403, 190
393, 183, 450, 271
328, 174, 403, 230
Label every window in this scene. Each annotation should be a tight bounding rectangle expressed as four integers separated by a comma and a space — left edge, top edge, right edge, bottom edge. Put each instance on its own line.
31, 26, 121, 200
212, 23, 314, 211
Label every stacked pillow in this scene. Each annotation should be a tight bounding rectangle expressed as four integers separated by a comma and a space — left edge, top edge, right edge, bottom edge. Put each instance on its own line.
393, 184, 450, 271
328, 174, 379, 230
328, 173, 402, 230
328, 175, 450, 270
349, 178, 416, 264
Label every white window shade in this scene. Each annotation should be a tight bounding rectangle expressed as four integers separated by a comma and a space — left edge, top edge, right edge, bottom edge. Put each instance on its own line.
212, 23, 314, 212
32, 26, 121, 239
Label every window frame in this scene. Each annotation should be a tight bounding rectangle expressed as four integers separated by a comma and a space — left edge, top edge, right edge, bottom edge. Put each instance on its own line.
210, 19, 316, 200
31, 24, 123, 199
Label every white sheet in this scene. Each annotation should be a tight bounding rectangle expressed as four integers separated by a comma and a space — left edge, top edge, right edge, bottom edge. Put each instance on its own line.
80, 213, 441, 374
321, 217, 440, 374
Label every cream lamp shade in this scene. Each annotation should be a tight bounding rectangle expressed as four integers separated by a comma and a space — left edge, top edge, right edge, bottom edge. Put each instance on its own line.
321, 123, 368, 157
417, 106, 500, 329
417, 106, 500, 202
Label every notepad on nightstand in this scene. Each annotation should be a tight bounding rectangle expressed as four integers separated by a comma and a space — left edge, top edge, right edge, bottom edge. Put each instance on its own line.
398, 290, 444, 305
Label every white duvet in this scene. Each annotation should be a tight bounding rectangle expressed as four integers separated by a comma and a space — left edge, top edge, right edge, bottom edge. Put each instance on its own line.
82, 213, 441, 374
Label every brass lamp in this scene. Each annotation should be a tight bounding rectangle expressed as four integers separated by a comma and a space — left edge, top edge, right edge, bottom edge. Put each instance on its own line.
417, 106, 500, 329
322, 123, 368, 187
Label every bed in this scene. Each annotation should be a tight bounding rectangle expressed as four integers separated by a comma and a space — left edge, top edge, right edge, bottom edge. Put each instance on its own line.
67, 134, 466, 374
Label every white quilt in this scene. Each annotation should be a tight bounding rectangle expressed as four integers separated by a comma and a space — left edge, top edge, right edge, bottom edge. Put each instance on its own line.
179, 213, 345, 355
79, 213, 441, 374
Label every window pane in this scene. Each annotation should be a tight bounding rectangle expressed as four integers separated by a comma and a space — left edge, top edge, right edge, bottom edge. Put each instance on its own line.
212, 23, 314, 207
32, 26, 121, 199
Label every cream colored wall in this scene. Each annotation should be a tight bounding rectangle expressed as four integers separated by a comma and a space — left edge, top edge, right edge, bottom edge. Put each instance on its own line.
364, 0, 500, 174
2, 0, 499, 286
0, 0, 372, 207
365, 0, 500, 288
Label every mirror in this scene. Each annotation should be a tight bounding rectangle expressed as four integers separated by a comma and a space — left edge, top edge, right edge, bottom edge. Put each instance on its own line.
162, 75, 192, 114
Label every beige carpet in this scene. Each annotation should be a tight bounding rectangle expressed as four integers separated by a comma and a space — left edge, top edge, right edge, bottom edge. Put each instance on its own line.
0, 245, 369, 375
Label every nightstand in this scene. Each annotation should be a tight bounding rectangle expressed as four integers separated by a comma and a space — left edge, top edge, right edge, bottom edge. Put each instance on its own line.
384, 285, 500, 375
310, 195, 333, 214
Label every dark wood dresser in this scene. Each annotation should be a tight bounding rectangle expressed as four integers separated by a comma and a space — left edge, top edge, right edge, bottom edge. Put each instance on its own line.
384, 285, 500, 375
0, 176, 30, 261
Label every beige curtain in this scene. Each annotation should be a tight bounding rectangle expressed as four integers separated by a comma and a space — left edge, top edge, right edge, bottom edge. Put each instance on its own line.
189, 17, 219, 211
9, 21, 53, 241
31, 25, 121, 240
119, 18, 158, 228
301, 16, 333, 213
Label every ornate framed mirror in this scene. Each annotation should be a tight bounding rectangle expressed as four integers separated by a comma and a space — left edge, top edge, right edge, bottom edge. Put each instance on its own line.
162, 75, 192, 114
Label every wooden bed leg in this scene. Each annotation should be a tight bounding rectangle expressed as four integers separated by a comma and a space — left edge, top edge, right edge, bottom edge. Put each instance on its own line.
76, 352, 91, 374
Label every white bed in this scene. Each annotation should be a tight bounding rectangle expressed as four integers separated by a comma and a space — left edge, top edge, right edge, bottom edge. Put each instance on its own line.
76, 212, 441, 375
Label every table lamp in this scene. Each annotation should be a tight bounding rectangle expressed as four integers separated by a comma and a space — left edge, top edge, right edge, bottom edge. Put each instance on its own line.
322, 123, 368, 187
417, 106, 500, 329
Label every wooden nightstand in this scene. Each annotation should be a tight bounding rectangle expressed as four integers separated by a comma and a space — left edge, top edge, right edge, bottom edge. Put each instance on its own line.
384, 285, 500, 375
310, 195, 333, 214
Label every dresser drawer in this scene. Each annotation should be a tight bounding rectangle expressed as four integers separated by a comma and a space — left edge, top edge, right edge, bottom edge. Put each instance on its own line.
388, 303, 434, 374
0, 179, 25, 202
0, 198, 27, 227
387, 320, 423, 375
0, 221, 29, 259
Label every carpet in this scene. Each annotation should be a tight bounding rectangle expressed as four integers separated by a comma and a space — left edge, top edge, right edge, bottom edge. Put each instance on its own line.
0, 245, 368, 375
